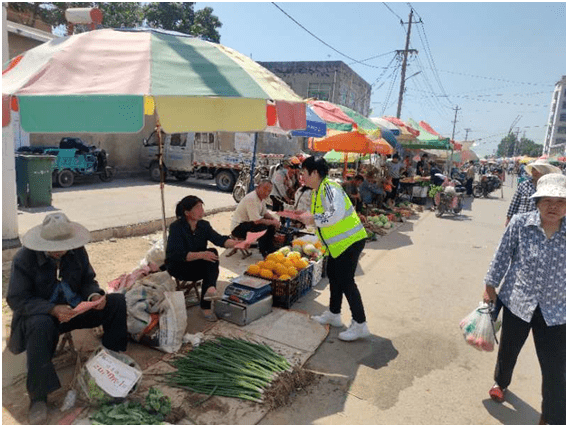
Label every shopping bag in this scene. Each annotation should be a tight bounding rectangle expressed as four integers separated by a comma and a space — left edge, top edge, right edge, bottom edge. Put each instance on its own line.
459, 302, 499, 352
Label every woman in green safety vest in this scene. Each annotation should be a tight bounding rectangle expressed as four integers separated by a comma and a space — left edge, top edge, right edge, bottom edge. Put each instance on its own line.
298, 156, 370, 341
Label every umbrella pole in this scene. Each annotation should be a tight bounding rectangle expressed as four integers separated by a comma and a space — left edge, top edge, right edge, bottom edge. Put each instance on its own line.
157, 121, 168, 248
343, 152, 348, 179
248, 133, 258, 192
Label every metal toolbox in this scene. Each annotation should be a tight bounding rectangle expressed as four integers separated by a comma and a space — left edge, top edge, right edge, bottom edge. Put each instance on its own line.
214, 295, 273, 326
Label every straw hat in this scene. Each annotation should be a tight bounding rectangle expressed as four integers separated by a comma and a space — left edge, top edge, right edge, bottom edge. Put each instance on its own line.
530, 173, 566, 200
22, 213, 90, 252
524, 159, 561, 176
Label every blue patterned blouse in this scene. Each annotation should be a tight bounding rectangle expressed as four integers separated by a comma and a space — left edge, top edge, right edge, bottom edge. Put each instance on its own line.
484, 210, 566, 326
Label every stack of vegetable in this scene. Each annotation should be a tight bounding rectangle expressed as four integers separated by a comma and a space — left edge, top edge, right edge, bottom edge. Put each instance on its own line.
90, 387, 171, 425
167, 336, 291, 403
367, 214, 393, 229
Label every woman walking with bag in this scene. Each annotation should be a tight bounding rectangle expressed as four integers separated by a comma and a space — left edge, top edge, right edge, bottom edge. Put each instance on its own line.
483, 173, 566, 425
298, 156, 370, 341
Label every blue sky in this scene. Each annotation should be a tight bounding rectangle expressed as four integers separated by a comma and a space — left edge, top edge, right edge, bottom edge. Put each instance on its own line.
197, 2, 566, 157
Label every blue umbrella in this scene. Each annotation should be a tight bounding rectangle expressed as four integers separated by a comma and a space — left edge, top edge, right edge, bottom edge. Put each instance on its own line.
291, 105, 327, 137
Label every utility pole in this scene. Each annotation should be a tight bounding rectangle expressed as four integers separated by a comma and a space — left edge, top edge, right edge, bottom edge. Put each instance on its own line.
396, 9, 420, 119
464, 128, 471, 142
451, 106, 461, 141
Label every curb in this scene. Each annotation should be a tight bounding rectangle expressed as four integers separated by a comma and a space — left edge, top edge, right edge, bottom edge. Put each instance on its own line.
1, 205, 236, 263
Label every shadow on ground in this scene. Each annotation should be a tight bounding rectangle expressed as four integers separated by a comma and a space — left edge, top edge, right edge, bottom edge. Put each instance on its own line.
482, 391, 541, 425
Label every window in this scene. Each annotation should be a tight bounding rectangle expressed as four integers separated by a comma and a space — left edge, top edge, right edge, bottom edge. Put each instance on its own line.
194, 132, 215, 145
557, 126, 566, 135
307, 83, 332, 101
560, 113, 566, 122
555, 137, 565, 145
170, 133, 187, 147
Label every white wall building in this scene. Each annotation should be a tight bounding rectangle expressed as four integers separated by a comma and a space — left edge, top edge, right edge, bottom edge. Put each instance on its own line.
543, 75, 566, 156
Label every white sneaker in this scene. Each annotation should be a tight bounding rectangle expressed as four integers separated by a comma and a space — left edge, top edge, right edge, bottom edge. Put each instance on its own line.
338, 320, 371, 341
311, 310, 343, 327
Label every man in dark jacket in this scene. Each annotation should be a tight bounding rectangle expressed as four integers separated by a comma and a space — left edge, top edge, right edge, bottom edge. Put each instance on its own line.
7, 213, 127, 424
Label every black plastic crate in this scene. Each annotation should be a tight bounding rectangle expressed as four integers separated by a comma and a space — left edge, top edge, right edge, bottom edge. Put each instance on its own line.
270, 267, 311, 309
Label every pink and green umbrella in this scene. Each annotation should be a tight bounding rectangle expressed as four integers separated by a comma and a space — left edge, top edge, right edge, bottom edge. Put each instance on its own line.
2, 28, 306, 133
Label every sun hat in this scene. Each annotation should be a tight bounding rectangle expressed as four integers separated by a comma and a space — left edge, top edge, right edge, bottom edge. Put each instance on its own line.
524, 159, 561, 176
530, 173, 566, 200
22, 213, 90, 251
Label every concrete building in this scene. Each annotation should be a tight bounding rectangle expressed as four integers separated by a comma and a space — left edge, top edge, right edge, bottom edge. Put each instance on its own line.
543, 75, 566, 156
257, 61, 371, 117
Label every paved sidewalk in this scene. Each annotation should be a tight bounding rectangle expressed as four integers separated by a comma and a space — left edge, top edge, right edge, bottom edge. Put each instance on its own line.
4, 177, 237, 260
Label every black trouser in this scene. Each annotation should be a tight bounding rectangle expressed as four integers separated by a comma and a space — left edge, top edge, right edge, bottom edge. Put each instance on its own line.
167, 248, 219, 310
386, 178, 400, 201
465, 178, 474, 195
326, 239, 366, 324
232, 222, 276, 257
270, 195, 285, 212
25, 293, 127, 403
495, 304, 565, 424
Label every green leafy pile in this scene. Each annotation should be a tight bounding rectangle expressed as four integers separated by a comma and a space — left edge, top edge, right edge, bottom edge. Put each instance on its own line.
90, 387, 171, 425
167, 336, 291, 403
428, 185, 444, 198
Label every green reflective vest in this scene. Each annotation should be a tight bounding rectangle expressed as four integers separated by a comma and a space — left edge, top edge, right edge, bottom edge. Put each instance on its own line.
311, 177, 367, 258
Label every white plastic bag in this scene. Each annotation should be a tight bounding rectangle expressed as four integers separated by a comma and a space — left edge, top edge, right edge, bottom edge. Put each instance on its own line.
139, 238, 165, 268
459, 302, 499, 352
77, 346, 142, 406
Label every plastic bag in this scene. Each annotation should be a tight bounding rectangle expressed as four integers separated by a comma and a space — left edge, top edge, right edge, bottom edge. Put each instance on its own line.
139, 238, 165, 269
459, 302, 499, 352
77, 346, 142, 406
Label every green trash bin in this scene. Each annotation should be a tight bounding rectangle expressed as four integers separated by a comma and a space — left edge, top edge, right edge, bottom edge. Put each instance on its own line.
15, 154, 56, 208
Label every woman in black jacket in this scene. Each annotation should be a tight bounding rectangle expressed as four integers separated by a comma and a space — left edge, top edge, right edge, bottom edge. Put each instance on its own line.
165, 196, 243, 321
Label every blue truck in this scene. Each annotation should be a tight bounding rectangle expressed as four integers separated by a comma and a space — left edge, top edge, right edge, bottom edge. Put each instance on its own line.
16, 137, 114, 187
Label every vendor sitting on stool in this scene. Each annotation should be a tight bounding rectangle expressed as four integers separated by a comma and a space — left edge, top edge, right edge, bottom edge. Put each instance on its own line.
231, 179, 280, 257
165, 196, 245, 322
7, 213, 128, 425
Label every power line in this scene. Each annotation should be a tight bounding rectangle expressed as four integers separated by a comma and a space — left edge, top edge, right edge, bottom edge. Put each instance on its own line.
271, 2, 384, 69
428, 68, 554, 86
382, 2, 403, 21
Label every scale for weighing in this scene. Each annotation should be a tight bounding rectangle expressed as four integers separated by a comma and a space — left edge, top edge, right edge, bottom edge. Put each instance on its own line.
215, 275, 273, 326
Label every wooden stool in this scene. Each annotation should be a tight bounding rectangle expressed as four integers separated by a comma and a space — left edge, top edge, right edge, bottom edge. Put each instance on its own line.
174, 278, 202, 301
56, 332, 76, 356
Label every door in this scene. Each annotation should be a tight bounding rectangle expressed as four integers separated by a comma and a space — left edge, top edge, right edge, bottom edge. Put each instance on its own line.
166, 133, 193, 172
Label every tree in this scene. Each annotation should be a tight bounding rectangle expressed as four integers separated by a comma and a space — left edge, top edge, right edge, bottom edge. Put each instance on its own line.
8, 2, 222, 41
143, 3, 221, 42
496, 133, 543, 157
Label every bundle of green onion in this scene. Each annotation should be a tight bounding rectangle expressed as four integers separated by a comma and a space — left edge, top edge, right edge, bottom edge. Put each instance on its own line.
167, 336, 291, 403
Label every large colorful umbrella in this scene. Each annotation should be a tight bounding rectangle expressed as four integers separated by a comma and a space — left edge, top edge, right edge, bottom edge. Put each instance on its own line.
323, 150, 361, 162
307, 99, 379, 135
406, 118, 451, 150
310, 129, 393, 155
2, 28, 307, 242
2, 28, 306, 133
451, 149, 479, 164
369, 117, 400, 136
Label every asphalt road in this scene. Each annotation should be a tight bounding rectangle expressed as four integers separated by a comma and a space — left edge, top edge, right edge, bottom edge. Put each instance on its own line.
260, 180, 544, 425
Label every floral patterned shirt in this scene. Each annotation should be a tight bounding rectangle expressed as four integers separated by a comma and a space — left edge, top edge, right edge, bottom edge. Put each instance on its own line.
484, 210, 566, 326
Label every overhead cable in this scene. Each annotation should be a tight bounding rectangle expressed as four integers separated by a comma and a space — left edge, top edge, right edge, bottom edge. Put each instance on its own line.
271, 2, 384, 69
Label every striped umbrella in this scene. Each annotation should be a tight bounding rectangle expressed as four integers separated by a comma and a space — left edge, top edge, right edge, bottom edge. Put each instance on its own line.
2, 28, 306, 133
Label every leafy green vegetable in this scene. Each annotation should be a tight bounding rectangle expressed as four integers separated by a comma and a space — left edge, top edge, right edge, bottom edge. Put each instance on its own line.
89, 388, 171, 425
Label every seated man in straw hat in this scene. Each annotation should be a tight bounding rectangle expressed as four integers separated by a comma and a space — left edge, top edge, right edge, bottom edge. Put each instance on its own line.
506, 159, 561, 226
6, 213, 127, 425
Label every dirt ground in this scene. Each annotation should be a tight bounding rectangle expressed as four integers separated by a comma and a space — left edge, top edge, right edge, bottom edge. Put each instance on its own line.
1, 211, 326, 425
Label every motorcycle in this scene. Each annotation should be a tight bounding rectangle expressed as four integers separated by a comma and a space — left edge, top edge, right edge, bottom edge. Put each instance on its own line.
232, 163, 269, 203
435, 187, 465, 217
434, 180, 465, 218
473, 174, 502, 198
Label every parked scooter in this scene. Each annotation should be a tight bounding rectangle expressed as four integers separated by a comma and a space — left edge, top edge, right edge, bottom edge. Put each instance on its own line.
435, 184, 465, 217
472, 174, 502, 198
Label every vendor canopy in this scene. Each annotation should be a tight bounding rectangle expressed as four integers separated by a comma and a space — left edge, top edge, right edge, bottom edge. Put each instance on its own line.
2, 28, 306, 133
399, 118, 450, 150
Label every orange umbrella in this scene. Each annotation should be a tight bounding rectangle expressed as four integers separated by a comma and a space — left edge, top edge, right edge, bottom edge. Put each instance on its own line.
310, 130, 394, 155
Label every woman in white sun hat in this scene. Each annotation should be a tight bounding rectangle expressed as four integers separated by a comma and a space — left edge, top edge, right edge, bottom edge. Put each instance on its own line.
483, 173, 566, 425
6, 213, 128, 425
505, 159, 561, 226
